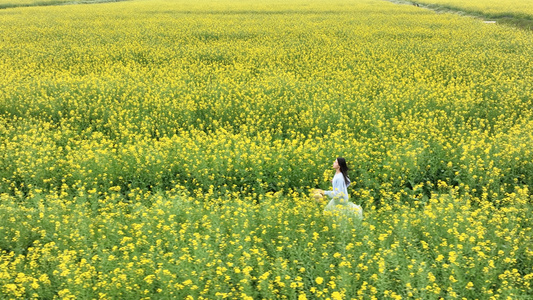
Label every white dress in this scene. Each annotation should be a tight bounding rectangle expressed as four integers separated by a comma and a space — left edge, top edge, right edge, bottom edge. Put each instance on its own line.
324, 173, 363, 219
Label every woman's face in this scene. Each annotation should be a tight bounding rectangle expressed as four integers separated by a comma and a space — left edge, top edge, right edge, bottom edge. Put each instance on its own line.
333, 159, 339, 169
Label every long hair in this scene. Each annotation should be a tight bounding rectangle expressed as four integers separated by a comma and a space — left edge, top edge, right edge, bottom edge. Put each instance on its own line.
337, 157, 350, 186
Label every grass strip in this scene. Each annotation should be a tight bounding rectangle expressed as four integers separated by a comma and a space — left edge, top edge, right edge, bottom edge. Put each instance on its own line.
0, 0, 126, 10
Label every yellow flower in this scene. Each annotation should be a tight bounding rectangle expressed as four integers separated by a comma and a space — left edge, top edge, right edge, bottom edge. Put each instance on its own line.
331, 291, 343, 300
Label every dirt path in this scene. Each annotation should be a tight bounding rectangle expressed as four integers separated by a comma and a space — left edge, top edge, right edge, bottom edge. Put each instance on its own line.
385, 0, 533, 31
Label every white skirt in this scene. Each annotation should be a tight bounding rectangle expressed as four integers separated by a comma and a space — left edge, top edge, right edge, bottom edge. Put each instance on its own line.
324, 199, 363, 219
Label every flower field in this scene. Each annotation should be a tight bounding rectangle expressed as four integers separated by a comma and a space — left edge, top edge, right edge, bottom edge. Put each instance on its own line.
0, 0, 532, 298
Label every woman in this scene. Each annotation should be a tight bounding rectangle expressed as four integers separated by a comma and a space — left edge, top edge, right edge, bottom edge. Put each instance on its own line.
315, 157, 363, 219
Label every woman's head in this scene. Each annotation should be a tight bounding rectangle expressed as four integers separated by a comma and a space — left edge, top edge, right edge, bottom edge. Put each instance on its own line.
335, 157, 350, 185
336, 157, 348, 173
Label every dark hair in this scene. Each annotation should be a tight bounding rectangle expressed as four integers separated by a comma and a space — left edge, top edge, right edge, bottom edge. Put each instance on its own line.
337, 157, 350, 185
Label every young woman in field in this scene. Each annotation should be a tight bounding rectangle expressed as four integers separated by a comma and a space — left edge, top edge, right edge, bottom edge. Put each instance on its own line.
314, 157, 363, 219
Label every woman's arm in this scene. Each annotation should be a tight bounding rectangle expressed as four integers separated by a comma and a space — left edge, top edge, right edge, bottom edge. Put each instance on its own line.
324, 175, 344, 198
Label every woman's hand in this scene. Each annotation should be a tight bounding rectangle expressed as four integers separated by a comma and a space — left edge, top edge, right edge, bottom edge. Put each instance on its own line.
312, 189, 325, 203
